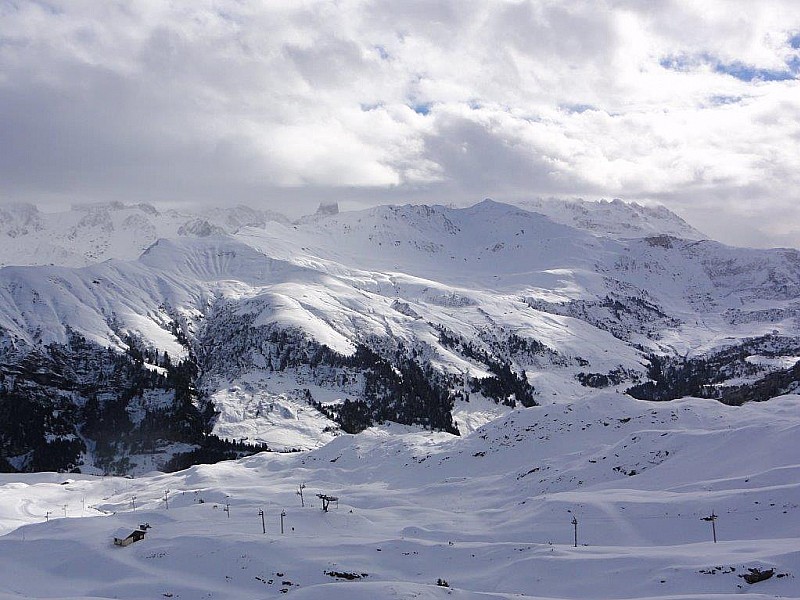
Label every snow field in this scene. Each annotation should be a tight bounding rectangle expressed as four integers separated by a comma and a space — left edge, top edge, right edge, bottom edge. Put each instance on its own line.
2, 392, 800, 599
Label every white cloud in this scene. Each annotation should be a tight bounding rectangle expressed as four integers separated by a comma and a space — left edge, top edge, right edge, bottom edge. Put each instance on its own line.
0, 0, 798, 246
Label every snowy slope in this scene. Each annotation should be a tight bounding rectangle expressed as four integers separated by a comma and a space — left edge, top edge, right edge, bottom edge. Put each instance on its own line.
2, 391, 800, 599
242, 200, 615, 288
238, 200, 800, 362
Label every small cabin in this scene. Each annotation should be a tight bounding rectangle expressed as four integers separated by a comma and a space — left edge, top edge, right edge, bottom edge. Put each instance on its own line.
113, 527, 146, 547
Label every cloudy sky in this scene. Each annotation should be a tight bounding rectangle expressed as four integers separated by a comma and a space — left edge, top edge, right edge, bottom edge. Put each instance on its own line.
1, 1, 799, 247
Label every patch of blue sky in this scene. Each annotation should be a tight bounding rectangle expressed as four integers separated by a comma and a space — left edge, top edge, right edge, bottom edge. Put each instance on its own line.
408, 102, 431, 115
714, 61, 795, 82
660, 52, 797, 82
790, 33, 800, 49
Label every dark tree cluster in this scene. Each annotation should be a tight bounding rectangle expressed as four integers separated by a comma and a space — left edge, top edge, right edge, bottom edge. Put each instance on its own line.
309, 345, 460, 435
0, 329, 230, 474
577, 368, 629, 388
163, 435, 269, 472
435, 324, 537, 407
627, 334, 800, 405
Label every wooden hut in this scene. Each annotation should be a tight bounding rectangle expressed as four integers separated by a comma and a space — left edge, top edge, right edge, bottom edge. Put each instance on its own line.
113, 527, 146, 547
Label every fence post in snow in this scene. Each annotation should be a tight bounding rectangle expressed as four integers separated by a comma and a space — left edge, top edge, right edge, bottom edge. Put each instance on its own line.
259, 509, 265, 534
297, 483, 306, 507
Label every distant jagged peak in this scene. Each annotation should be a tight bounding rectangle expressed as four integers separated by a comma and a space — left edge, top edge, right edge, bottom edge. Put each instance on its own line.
0, 201, 291, 268
133, 202, 160, 216
50, 201, 288, 230
0, 202, 44, 237
177, 218, 228, 238
73, 204, 114, 229
202, 204, 290, 231
121, 212, 156, 233
515, 197, 707, 241
0, 201, 41, 217
294, 201, 342, 226
69, 200, 159, 215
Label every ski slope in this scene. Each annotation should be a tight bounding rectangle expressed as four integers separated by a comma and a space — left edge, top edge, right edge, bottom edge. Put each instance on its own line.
1, 392, 799, 599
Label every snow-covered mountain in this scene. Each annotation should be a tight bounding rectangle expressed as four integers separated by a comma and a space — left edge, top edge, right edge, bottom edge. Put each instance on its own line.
517, 197, 707, 241
0, 202, 289, 268
0, 199, 799, 475
2, 197, 800, 600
